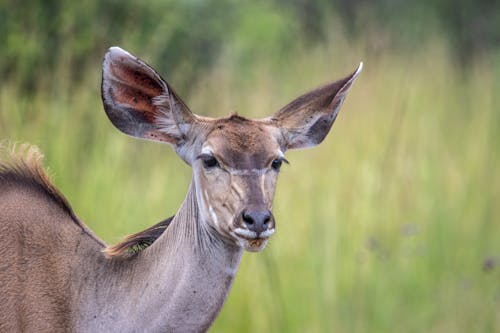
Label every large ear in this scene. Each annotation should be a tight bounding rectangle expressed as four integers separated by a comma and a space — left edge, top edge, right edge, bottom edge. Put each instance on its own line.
271, 63, 362, 150
101, 47, 198, 148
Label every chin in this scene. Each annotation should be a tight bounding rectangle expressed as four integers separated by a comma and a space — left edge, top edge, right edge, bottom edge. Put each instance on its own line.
242, 238, 270, 252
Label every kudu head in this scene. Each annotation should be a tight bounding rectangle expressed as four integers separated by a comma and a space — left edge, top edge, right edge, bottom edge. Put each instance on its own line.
101, 47, 361, 252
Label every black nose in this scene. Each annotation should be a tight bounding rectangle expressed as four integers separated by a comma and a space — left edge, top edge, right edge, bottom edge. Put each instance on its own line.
242, 209, 272, 234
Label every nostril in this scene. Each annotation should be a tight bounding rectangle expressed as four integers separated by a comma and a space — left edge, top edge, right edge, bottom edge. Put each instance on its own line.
242, 209, 273, 233
242, 211, 254, 225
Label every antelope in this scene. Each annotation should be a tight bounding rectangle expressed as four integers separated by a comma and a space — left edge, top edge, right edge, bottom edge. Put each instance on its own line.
0, 47, 362, 332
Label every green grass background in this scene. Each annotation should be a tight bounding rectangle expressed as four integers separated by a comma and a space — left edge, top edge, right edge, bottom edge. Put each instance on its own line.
1, 27, 499, 333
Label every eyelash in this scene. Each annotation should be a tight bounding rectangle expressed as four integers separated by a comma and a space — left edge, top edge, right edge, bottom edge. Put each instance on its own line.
271, 159, 282, 171
198, 154, 219, 169
271, 158, 289, 171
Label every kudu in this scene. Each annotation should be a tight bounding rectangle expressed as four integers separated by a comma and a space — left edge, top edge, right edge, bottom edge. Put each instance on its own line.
0, 47, 362, 332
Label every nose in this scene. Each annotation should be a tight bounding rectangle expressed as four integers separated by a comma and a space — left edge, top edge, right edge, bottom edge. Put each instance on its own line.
242, 209, 273, 234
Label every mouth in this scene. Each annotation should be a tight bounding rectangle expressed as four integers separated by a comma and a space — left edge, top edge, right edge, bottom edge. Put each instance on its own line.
233, 228, 275, 252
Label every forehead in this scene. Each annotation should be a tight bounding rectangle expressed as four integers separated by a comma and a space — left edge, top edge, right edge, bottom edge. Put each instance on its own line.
205, 115, 281, 169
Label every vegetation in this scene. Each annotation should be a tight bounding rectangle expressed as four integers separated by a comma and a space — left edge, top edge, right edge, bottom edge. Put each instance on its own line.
1, 1, 499, 332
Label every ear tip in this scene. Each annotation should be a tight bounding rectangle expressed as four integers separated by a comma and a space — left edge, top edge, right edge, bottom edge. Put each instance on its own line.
354, 62, 363, 76
107, 46, 128, 56
104, 46, 134, 65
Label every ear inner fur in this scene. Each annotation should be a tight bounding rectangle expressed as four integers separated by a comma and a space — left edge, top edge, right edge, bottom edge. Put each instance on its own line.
269, 63, 362, 149
101, 47, 205, 152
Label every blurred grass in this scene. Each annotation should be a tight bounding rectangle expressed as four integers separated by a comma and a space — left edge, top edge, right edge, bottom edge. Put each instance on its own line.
1, 35, 499, 332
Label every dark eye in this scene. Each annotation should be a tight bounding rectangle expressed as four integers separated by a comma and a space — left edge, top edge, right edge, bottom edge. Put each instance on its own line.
271, 158, 283, 171
201, 155, 219, 169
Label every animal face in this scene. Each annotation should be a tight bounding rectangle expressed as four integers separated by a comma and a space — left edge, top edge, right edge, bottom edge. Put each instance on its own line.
191, 117, 285, 251
101, 47, 361, 251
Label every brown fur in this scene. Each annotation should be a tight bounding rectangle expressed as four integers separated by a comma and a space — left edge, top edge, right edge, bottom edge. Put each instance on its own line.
207, 115, 275, 169
0, 143, 177, 260
213, 114, 263, 152
0, 143, 88, 331
103, 216, 173, 258
0, 47, 361, 331
0, 144, 76, 222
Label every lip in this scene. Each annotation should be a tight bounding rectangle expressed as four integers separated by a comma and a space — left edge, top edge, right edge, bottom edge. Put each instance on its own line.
247, 238, 266, 249
233, 228, 275, 251
233, 228, 275, 240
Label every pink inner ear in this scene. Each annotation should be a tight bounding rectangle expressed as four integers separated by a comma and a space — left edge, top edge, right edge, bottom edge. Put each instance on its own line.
110, 83, 158, 122
110, 60, 164, 96
108, 61, 167, 123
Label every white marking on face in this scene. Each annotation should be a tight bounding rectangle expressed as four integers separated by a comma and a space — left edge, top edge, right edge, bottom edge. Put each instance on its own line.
204, 190, 210, 205
233, 228, 275, 239
194, 184, 210, 228
234, 228, 258, 239
209, 205, 219, 227
231, 182, 244, 197
260, 229, 275, 238
201, 146, 213, 155
260, 174, 266, 201
227, 168, 267, 176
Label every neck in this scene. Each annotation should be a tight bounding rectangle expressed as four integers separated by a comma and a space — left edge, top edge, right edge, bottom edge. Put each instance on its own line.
73, 180, 243, 332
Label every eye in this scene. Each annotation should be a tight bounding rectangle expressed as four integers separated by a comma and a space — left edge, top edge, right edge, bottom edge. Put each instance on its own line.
271, 157, 289, 171
201, 155, 219, 169
271, 158, 283, 171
